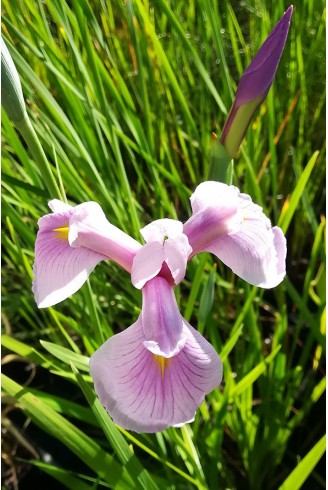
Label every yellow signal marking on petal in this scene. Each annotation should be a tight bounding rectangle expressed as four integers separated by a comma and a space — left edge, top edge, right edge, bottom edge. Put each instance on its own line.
53, 226, 69, 241
153, 355, 171, 379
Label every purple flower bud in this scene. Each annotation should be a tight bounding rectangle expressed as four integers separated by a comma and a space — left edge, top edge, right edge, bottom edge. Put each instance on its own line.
220, 6, 293, 158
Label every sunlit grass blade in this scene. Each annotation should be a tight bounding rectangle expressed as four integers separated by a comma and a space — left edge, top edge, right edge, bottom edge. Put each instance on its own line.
40, 341, 90, 372
278, 435, 326, 490
154, 0, 227, 114
28, 461, 93, 490
278, 151, 319, 233
71, 363, 161, 490
1, 374, 136, 489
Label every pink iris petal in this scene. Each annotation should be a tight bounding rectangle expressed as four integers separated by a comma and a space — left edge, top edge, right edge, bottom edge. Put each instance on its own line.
140, 218, 184, 242
68, 201, 141, 272
89, 313, 222, 433
131, 242, 165, 289
184, 181, 286, 288
33, 200, 141, 308
164, 235, 192, 285
131, 219, 191, 289
189, 181, 240, 214
207, 221, 286, 288
48, 199, 73, 213
184, 182, 242, 256
33, 209, 106, 308
141, 276, 187, 357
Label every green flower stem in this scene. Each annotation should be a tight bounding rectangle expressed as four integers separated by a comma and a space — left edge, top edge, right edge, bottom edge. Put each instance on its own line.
16, 114, 62, 199
208, 136, 234, 184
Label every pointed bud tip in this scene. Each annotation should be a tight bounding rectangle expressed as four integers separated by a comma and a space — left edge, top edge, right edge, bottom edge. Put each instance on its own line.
220, 6, 293, 157
281, 5, 293, 29
286, 5, 293, 17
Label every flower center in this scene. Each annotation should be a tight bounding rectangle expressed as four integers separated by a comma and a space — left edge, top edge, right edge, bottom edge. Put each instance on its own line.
53, 226, 69, 241
153, 354, 171, 379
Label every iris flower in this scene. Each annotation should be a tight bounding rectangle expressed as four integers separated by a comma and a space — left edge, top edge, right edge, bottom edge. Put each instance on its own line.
33, 182, 286, 432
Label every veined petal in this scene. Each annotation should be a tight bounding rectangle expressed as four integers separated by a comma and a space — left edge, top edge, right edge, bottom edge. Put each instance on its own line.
141, 277, 187, 357
33, 211, 106, 308
207, 197, 287, 287
69, 202, 141, 272
185, 181, 286, 287
89, 316, 222, 433
33, 200, 141, 307
131, 242, 165, 289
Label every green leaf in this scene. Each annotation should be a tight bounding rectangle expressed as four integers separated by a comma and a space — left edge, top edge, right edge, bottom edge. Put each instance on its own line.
229, 346, 281, 400
278, 151, 319, 233
71, 363, 160, 490
279, 435, 326, 490
1, 374, 135, 489
29, 461, 93, 490
198, 264, 216, 332
40, 340, 90, 372
2, 334, 59, 370
153, 0, 227, 114
28, 388, 97, 426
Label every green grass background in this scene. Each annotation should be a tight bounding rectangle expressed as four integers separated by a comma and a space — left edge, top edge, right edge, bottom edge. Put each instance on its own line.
1, 0, 326, 488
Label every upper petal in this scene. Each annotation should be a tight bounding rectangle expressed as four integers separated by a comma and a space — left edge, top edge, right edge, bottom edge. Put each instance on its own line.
164, 235, 192, 285
89, 316, 222, 433
140, 219, 184, 243
132, 218, 190, 289
184, 182, 241, 257
48, 199, 73, 213
131, 242, 165, 289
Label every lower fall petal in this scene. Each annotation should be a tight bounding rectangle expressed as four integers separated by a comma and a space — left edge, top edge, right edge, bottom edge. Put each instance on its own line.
89, 317, 222, 433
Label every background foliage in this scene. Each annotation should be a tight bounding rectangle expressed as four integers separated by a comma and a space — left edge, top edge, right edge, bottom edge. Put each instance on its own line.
2, 0, 326, 488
